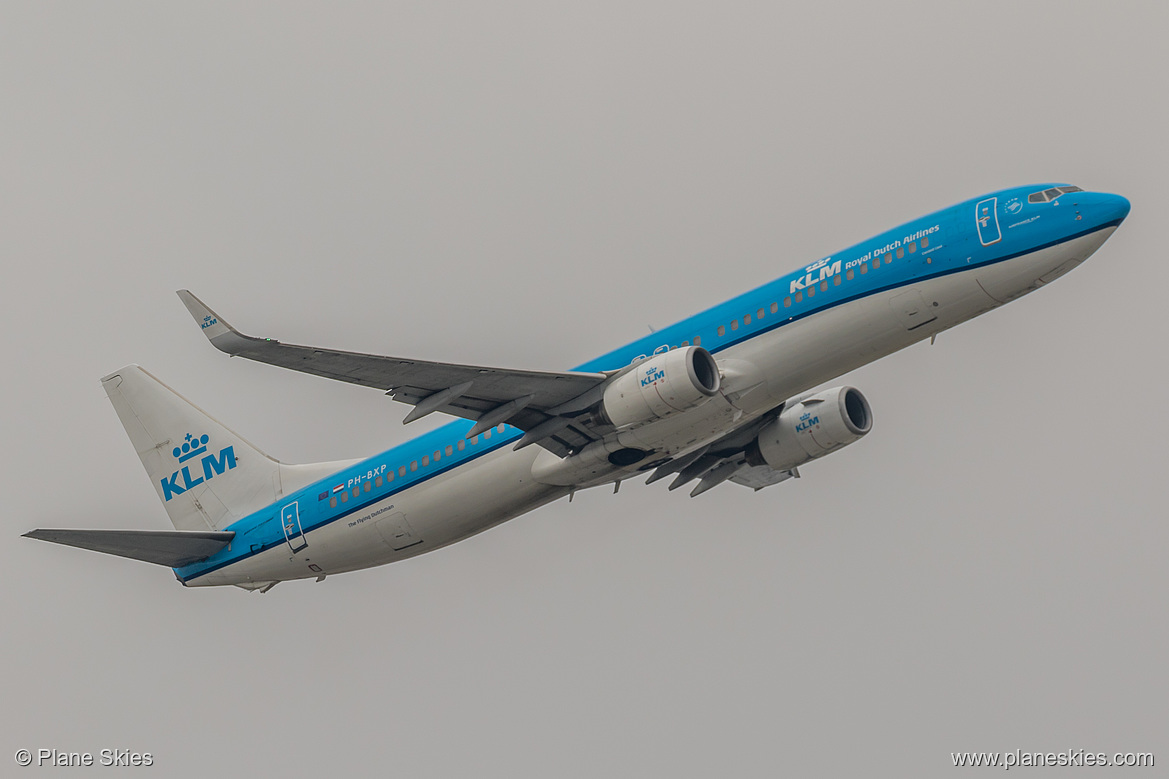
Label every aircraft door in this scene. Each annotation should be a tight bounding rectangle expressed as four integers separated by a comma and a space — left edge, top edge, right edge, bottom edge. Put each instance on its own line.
281, 501, 307, 553
975, 197, 1002, 246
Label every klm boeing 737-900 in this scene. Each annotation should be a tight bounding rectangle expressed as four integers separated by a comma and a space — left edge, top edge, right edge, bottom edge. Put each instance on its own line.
25, 184, 1130, 591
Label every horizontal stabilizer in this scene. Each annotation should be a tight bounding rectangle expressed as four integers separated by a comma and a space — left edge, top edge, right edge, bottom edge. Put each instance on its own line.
23, 528, 235, 568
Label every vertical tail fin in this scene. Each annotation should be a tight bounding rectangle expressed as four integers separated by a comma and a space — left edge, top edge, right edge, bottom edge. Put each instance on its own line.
102, 365, 355, 531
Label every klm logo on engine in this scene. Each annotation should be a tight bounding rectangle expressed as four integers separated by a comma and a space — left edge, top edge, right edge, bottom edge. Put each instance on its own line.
795, 412, 819, 432
160, 432, 237, 501
641, 366, 666, 386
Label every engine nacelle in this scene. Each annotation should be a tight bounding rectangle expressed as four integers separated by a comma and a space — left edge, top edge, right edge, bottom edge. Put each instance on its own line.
747, 386, 872, 471
600, 347, 721, 429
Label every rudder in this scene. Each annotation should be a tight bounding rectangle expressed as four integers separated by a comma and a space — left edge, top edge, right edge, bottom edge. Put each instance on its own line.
102, 365, 286, 531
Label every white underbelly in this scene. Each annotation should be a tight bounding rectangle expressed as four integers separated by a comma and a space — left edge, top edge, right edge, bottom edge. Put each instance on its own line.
191, 446, 564, 586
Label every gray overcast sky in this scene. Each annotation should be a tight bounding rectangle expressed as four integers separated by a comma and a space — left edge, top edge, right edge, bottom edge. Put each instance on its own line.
3, 2, 1166, 776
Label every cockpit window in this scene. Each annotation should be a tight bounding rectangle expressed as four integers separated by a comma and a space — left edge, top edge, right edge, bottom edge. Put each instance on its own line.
1027, 185, 1083, 204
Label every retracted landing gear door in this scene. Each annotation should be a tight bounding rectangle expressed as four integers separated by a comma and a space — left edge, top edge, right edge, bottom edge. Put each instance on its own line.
375, 513, 423, 552
889, 288, 937, 331
975, 197, 1001, 246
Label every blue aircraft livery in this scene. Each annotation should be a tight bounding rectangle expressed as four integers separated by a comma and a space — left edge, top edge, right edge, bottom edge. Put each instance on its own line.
24, 183, 1131, 591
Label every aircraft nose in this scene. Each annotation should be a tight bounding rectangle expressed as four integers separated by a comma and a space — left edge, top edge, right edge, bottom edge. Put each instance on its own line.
1101, 193, 1131, 224
1079, 191, 1131, 227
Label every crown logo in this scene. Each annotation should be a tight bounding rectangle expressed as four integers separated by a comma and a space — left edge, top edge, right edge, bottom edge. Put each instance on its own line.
201, 315, 218, 329
173, 433, 210, 463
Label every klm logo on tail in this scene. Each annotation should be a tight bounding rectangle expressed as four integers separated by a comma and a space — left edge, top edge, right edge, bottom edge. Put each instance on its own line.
160, 432, 237, 501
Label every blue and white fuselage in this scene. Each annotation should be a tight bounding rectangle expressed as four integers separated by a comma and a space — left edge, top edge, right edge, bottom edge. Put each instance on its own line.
27, 184, 1131, 590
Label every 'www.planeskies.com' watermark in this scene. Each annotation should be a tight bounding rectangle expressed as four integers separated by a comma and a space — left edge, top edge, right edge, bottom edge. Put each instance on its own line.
952, 750, 1153, 769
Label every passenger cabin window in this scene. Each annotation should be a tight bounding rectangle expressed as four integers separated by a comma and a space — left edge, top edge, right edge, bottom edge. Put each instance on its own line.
730, 320, 739, 331
718, 325, 726, 336
783, 296, 792, 307
771, 302, 779, 313
693, 336, 701, 346
757, 308, 765, 319
921, 237, 929, 248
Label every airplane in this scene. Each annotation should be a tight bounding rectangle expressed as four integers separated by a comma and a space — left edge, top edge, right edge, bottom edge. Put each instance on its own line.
24, 184, 1130, 591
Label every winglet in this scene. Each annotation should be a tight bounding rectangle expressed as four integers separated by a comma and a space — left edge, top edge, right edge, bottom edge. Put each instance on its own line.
176, 290, 268, 355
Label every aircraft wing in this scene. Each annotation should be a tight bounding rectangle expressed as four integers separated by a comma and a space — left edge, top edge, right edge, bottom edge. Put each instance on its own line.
177, 290, 610, 456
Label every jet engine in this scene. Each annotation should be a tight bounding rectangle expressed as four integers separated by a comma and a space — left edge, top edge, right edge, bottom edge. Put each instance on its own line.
599, 346, 721, 429
746, 386, 872, 471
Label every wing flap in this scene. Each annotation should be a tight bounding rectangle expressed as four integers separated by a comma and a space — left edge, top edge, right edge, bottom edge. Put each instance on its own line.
23, 529, 235, 568
729, 465, 799, 491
